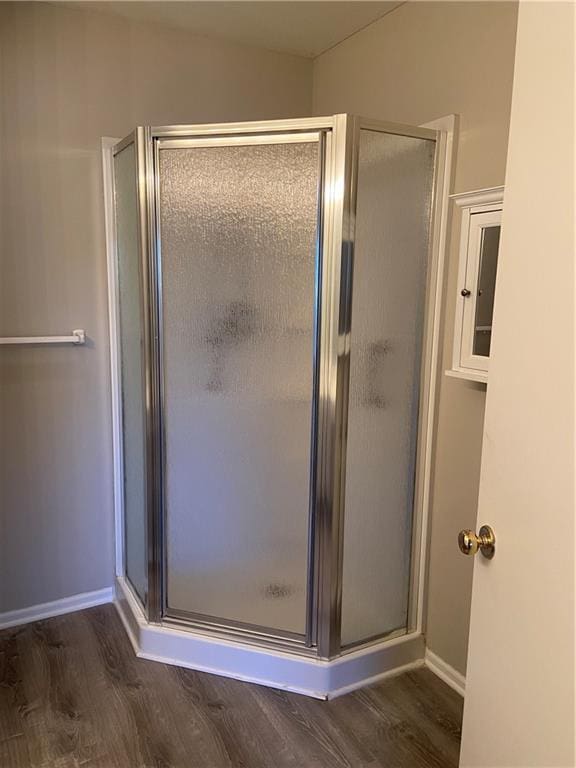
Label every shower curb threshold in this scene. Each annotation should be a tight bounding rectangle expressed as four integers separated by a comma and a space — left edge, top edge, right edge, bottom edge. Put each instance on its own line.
114, 576, 425, 700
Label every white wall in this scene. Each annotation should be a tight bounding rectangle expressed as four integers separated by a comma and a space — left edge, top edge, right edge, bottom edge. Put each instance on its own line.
313, 1, 518, 675
461, 2, 575, 764
0, 1, 311, 614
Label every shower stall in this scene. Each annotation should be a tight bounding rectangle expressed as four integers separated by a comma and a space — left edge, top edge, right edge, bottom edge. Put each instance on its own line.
108, 114, 445, 696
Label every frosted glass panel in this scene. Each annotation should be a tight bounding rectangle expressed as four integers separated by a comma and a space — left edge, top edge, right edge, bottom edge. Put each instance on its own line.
114, 143, 148, 605
160, 139, 319, 635
341, 130, 435, 646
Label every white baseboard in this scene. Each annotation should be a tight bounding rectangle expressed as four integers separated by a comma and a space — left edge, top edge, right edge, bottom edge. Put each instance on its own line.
115, 576, 425, 700
424, 648, 466, 697
0, 587, 114, 631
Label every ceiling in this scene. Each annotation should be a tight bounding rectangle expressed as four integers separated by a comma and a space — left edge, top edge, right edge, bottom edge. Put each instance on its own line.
71, 1, 403, 58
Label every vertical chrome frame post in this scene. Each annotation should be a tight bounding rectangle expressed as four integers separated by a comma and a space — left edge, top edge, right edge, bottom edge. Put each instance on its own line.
305, 129, 327, 648
314, 114, 358, 658
135, 127, 164, 622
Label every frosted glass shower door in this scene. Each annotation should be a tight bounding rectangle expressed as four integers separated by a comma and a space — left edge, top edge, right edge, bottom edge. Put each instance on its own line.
158, 135, 320, 636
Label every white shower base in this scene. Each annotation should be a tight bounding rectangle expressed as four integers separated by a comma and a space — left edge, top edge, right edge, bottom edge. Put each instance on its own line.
115, 576, 425, 699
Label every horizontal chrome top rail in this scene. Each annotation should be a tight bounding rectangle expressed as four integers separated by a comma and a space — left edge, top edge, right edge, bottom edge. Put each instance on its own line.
0, 329, 86, 345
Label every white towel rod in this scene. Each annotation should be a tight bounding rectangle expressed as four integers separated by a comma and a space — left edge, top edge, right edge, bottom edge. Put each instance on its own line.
0, 329, 86, 346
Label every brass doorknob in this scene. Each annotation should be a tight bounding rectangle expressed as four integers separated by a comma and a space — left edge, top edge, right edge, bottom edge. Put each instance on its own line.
458, 525, 495, 559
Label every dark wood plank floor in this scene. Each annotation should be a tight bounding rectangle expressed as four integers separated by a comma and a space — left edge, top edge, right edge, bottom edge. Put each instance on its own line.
0, 605, 462, 768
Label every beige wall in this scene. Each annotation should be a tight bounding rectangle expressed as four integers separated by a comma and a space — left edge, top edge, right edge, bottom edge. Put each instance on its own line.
0, 1, 311, 613
0, 0, 519, 676
313, 1, 518, 674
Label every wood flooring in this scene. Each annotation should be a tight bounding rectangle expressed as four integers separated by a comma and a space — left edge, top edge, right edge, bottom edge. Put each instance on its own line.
0, 605, 462, 767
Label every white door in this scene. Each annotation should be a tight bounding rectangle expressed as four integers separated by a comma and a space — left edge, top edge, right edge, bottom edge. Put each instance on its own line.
459, 3, 575, 767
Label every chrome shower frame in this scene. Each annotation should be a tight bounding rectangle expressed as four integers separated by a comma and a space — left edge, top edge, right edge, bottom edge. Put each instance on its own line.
111, 114, 444, 661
